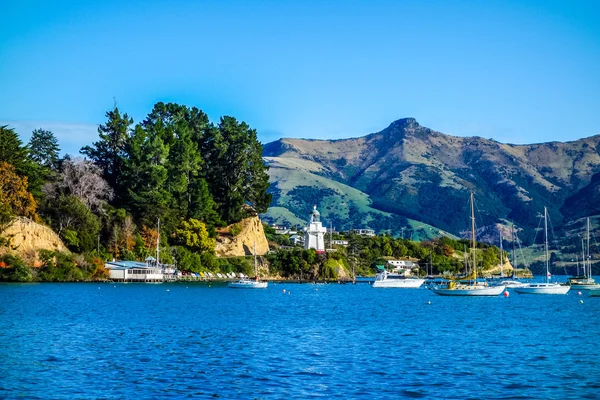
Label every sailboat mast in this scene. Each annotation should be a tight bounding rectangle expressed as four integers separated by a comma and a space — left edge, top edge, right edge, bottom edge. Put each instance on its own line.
156, 217, 160, 266
471, 192, 476, 282
544, 207, 549, 284
582, 237, 585, 277
511, 222, 516, 276
499, 230, 503, 277
587, 217, 591, 278
254, 240, 258, 277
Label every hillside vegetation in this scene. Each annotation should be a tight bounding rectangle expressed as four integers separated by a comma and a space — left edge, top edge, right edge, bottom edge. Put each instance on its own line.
0, 103, 271, 280
263, 118, 600, 249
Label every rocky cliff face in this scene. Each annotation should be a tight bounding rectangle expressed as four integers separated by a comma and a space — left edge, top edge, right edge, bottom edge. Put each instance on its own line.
264, 118, 600, 243
215, 216, 270, 257
0, 217, 68, 263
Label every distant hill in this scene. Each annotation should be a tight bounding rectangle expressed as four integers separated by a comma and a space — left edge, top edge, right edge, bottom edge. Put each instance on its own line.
262, 118, 600, 246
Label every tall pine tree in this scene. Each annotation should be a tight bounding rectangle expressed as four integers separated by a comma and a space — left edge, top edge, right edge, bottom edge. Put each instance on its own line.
29, 129, 60, 171
81, 106, 133, 204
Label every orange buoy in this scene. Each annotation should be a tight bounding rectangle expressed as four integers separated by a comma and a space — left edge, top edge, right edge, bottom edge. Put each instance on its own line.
503, 290, 509, 297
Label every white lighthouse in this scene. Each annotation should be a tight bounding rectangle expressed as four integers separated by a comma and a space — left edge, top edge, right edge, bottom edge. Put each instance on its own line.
304, 205, 327, 253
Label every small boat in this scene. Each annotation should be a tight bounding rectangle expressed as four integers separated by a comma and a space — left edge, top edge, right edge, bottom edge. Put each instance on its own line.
567, 276, 599, 291
228, 241, 268, 289
433, 192, 505, 296
372, 270, 424, 288
514, 207, 570, 295
228, 277, 268, 289
433, 281, 506, 296
567, 218, 599, 291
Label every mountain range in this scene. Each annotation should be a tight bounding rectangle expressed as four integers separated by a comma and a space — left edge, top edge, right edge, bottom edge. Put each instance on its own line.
261, 118, 600, 247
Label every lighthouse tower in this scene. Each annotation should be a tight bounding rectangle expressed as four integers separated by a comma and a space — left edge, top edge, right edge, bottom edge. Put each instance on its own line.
304, 205, 327, 253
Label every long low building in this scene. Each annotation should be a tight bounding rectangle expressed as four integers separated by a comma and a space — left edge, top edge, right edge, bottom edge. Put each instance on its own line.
105, 261, 163, 282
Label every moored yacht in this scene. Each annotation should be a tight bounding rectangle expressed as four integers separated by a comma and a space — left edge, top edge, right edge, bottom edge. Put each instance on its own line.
566, 218, 599, 291
372, 270, 425, 288
433, 281, 506, 296
432, 192, 505, 296
228, 241, 268, 289
228, 277, 268, 289
514, 207, 570, 295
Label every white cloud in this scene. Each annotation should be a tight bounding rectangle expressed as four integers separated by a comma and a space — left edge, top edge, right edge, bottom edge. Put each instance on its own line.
0, 120, 99, 157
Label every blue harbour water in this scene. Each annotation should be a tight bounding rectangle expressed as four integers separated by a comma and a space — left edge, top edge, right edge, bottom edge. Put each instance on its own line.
1, 282, 600, 399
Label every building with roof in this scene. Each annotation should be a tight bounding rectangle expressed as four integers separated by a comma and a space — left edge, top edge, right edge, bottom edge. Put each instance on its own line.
105, 260, 164, 282
350, 228, 376, 237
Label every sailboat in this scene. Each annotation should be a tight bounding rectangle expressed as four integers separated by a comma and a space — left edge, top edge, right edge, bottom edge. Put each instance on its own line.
499, 222, 526, 288
514, 207, 570, 295
228, 241, 268, 289
567, 217, 599, 291
433, 192, 505, 296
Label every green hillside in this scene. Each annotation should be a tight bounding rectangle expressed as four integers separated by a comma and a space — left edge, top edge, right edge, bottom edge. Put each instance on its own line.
262, 157, 455, 240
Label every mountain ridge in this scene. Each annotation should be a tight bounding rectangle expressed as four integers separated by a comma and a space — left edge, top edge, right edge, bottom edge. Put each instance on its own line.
263, 118, 600, 245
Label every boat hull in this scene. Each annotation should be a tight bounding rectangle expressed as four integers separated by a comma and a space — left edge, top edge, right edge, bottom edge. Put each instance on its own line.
514, 283, 570, 295
569, 283, 600, 291
372, 278, 425, 288
432, 285, 506, 296
228, 280, 268, 289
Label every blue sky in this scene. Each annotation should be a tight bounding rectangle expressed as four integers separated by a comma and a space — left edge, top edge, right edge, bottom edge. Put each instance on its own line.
1, 0, 599, 156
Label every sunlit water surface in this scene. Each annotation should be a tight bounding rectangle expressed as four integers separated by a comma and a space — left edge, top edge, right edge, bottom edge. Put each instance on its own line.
1, 282, 600, 399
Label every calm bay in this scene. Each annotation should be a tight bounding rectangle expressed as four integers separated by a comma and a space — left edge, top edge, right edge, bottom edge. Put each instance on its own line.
1, 282, 600, 399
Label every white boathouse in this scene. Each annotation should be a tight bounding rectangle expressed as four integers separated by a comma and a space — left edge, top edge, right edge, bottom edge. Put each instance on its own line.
105, 260, 164, 282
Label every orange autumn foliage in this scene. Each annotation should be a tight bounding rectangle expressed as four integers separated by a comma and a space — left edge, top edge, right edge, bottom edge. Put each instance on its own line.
140, 226, 159, 251
0, 162, 38, 221
90, 256, 109, 280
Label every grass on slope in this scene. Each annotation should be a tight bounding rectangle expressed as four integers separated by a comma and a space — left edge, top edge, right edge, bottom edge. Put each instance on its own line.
265, 157, 455, 237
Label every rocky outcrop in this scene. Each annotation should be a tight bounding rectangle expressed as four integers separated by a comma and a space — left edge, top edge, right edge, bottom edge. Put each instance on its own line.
215, 216, 269, 257
0, 217, 68, 264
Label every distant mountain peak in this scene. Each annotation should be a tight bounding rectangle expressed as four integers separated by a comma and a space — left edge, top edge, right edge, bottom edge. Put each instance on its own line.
388, 117, 419, 130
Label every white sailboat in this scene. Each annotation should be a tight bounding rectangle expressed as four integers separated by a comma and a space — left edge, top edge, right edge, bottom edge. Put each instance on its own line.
499, 222, 526, 288
514, 207, 570, 295
567, 217, 599, 291
433, 192, 505, 296
228, 241, 268, 289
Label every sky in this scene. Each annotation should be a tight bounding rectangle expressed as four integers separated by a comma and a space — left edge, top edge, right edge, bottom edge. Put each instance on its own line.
1, 0, 599, 156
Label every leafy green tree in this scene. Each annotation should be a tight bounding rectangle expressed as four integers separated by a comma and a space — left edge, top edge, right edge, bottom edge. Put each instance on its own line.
0, 254, 32, 282
0, 126, 28, 171
205, 117, 271, 224
321, 258, 339, 279
126, 127, 173, 229
174, 218, 215, 253
43, 195, 100, 252
29, 129, 60, 170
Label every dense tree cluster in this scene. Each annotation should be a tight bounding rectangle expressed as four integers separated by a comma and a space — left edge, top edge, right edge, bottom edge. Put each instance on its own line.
0, 102, 271, 280
265, 233, 508, 280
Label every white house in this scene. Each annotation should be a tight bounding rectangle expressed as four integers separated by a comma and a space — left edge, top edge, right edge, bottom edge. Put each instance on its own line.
387, 260, 419, 276
350, 228, 376, 237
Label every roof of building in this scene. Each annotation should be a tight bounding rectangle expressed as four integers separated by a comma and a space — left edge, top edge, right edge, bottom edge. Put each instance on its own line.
105, 260, 155, 270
